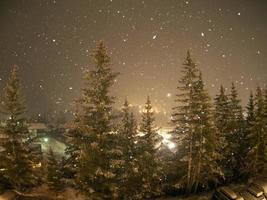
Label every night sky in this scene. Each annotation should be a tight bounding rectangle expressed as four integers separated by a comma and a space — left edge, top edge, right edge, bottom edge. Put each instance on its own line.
0, 0, 266, 125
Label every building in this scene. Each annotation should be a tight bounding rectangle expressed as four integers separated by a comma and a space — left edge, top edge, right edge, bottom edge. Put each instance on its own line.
28, 123, 49, 138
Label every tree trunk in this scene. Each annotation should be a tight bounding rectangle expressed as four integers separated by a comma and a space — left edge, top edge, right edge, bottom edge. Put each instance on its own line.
186, 134, 193, 194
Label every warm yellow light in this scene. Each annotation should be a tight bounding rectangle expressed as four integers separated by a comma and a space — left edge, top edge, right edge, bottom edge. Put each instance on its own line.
33, 162, 42, 169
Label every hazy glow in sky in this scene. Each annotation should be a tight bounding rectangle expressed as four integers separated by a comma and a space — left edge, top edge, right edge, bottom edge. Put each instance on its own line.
0, 0, 266, 125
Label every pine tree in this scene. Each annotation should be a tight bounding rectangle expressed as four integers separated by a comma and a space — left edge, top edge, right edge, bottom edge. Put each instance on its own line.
119, 99, 137, 170
172, 50, 199, 194
190, 73, 223, 192
247, 87, 267, 177
246, 92, 256, 138
75, 41, 121, 199
64, 104, 84, 179
243, 92, 256, 178
214, 85, 229, 149
137, 96, 162, 199
46, 148, 63, 191
0, 66, 35, 191
214, 85, 231, 181
227, 83, 244, 180
118, 99, 141, 199
64, 127, 83, 180
172, 52, 223, 193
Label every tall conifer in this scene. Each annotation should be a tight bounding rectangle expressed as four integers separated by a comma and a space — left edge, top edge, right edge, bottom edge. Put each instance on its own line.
172, 52, 223, 193
172, 51, 199, 193
249, 87, 267, 176
118, 99, 141, 199
243, 92, 256, 177
0, 66, 34, 191
75, 41, 121, 199
227, 83, 244, 180
191, 73, 223, 192
46, 148, 63, 191
137, 96, 162, 198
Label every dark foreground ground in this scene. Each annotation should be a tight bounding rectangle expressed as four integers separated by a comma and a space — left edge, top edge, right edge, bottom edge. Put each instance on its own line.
0, 189, 211, 200
0, 184, 246, 200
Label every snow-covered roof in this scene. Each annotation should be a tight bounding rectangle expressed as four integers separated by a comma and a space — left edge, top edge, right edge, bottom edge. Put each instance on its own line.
29, 123, 48, 130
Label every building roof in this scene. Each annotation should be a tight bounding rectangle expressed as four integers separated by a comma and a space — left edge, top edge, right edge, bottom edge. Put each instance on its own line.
29, 123, 48, 130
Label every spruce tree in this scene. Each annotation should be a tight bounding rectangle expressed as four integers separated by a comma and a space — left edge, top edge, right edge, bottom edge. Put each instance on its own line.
214, 85, 231, 181
172, 51, 199, 194
75, 41, 121, 199
0, 66, 34, 191
119, 99, 137, 169
227, 83, 244, 180
247, 87, 267, 177
243, 92, 256, 177
173, 51, 223, 193
246, 92, 256, 139
137, 96, 162, 199
120, 99, 136, 160
191, 73, 223, 192
64, 106, 84, 179
214, 85, 229, 149
46, 148, 63, 191
118, 99, 141, 199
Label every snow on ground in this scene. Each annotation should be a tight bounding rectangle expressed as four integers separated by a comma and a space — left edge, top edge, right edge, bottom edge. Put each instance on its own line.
0, 189, 211, 200
0, 191, 16, 200
158, 193, 212, 200
0, 186, 86, 200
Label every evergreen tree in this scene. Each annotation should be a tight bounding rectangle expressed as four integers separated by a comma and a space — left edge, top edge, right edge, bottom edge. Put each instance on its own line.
64, 105, 84, 179
119, 99, 137, 168
214, 85, 231, 181
243, 92, 256, 177
75, 41, 121, 199
172, 51, 223, 193
118, 99, 141, 199
214, 86, 229, 149
46, 148, 63, 191
137, 96, 162, 199
246, 92, 256, 139
227, 83, 244, 180
120, 99, 136, 161
64, 127, 83, 180
0, 66, 35, 191
247, 87, 267, 177
172, 51, 199, 194
190, 73, 223, 192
